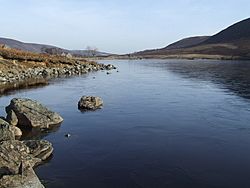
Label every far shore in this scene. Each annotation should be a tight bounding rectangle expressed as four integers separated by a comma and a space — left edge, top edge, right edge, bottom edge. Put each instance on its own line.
0, 45, 248, 96
84, 54, 250, 61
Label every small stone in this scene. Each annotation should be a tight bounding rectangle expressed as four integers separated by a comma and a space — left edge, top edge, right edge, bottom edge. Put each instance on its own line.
105, 64, 116, 70
65, 134, 71, 138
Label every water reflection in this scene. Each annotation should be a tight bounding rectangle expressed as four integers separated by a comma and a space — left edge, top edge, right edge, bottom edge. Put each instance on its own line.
2, 60, 250, 188
154, 60, 250, 99
0, 78, 48, 96
20, 124, 61, 141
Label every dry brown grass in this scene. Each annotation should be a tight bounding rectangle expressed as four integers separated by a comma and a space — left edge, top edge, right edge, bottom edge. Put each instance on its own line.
0, 45, 76, 64
135, 41, 250, 60
0, 46, 98, 73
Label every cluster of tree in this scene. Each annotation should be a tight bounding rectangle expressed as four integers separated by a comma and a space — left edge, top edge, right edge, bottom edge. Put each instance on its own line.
86, 46, 98, 57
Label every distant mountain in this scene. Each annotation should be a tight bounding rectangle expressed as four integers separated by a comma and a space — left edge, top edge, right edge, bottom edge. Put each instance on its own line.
164, 36, 210, 50
135, 18, 250, 60
0, 37, 111, 57
203, 18, 250, 44
0, 38, 54, 53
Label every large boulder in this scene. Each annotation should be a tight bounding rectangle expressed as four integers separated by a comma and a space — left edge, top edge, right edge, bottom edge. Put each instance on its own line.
78, 96, 104, 111
6, 98, 63, 129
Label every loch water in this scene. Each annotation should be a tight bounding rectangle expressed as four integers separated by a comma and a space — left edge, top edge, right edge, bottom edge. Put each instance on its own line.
1, 59, 250, 188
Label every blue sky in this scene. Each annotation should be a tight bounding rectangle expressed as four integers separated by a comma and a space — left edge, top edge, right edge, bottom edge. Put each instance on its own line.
0, 0, 249, 54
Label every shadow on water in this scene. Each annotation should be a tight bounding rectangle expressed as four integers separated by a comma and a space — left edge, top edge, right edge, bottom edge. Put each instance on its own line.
0, 73, 90, 97
20, 124, 62, 141
155, 60, 250, 99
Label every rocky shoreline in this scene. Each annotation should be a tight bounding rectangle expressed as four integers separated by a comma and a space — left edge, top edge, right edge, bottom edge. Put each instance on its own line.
0, 63, 115, 84
0, 46, 117, 187
0, 67, 116, 187
0, 45, 116, 95
0, 98, 60, 188
0, 95, 108, 187
0, 62, 116, 95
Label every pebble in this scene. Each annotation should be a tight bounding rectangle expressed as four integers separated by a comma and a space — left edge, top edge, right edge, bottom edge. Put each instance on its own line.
65, 134, 71, 138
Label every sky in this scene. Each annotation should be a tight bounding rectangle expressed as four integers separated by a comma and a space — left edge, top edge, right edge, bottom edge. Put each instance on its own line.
0, 0, 249, 54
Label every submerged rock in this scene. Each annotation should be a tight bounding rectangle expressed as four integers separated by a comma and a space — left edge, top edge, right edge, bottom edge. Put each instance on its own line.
78, 96, 103, 111
6, 98, 63, 129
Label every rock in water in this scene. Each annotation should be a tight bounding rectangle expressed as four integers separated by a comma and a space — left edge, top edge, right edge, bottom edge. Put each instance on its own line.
105, 64, 116, 70
5, 98, 63, 129
78, 96, 103, 111
65, 133, 71, 138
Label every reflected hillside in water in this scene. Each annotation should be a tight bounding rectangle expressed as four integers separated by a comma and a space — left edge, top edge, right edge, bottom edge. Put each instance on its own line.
158, 60, 250, 99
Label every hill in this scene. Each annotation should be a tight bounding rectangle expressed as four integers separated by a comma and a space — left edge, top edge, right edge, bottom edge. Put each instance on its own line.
203, 18, 250, 44
0, 37, 111, 57
135, 18, 250, 60
164, 36, 210, 50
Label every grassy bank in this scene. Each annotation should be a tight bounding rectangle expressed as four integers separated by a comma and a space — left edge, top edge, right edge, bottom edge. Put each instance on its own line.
0, 46, 115, 95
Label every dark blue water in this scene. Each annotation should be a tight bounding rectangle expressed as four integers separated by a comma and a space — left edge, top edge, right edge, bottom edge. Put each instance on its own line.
1, 59, 250, 188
